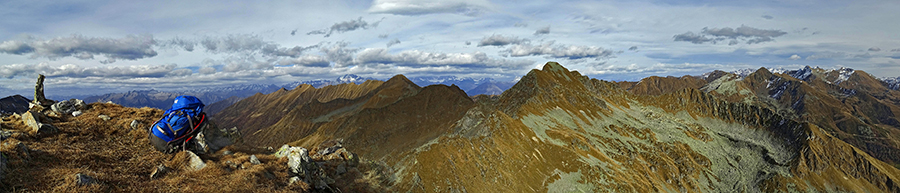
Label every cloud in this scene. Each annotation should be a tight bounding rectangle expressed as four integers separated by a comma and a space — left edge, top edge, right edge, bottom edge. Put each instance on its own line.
0, 34, 157, 62
869, 47, 882, 52
673, 25, 787, 45
892, 48, 900, 52
503, 41, 615, 60
165, 37, 195, 52
673, 32, 713, 44
806, 51, 847, 60
306, 17, 383, 37
789, 54, 801, 60
762, 15, 774, 19
386, 39, 401, 47
628, 46, 638, 51
477, 34, 528, 47
378, 34, 389, 39
368, 0, 492, 16
514, 22, 528, 27
355, 48, 532, 68
320, 42, 360, 67
276, 55, 330, 67
465, 41, 472, 46
0, 63, 184, 79
199, 66, 217, 74
534, 26, 550, 35
193, 34, 317, 57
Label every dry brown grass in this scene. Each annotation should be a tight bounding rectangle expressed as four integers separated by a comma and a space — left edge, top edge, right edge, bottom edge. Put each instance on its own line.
1, 103, 387, 193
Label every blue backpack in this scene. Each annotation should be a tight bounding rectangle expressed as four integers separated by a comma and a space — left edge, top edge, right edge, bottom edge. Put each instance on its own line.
151, 96, 206, 145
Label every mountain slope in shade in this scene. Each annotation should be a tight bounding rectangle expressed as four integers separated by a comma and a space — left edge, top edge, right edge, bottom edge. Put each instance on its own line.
0, 95, 31, 115
222, 62, 899, 192
204, 96, 244, 116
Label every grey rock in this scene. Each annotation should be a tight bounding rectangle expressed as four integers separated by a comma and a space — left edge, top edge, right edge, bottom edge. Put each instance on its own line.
23, 111, 57, 135
98, 115, 111, 121
187, 121, 237, 155
275, 144, 331, 190
288, 176, 301, 185
222, 150, 233, 156
72, 111, 83, 117
150, 164, 169, 179
249, 155, 261, 165
51, 99, 87, 115
74, 173, 97, 186
336, 164, 347, 175
130, 120, 140, 130
186, 151, 206, 171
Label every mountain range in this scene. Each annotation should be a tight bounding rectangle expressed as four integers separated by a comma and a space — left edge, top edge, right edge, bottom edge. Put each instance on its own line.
211, 62, 900, 192
4, 62, 900, 191
76, 74, 516, 111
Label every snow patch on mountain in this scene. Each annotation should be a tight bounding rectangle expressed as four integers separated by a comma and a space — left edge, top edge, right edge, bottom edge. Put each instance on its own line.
881, 77, 900, 90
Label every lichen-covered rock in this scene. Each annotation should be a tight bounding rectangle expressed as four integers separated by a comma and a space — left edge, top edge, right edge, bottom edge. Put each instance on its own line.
50, 99, 86, 115
98, 115, 111, 121
72, 111, 83, 117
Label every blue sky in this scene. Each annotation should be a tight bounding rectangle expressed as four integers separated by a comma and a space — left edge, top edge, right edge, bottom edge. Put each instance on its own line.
1, 0, 899, 97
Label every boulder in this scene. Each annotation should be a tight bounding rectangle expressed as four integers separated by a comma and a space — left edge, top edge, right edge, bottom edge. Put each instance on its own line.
190, 122, 238, 154
72, 111, 83, 117
50, 99, 86, 115
22, 111, 57, 135
186, 151, 206, 171
74, 173, 97, 186
130, 120, 140, 130
98, 115, 111, 121
276, 145, 331, 190
249, 155, 261, 165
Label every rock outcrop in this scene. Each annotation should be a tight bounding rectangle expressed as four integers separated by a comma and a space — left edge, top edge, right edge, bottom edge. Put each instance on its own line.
31, 74, 56, 108
21, 111, 57, 136
51, 99, 87, 115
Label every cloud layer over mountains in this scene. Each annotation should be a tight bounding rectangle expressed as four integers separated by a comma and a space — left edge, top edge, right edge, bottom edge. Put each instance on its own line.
0, 0, 899, 96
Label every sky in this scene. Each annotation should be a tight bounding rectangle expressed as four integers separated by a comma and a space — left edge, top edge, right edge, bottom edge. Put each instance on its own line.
1, 0, 899, 97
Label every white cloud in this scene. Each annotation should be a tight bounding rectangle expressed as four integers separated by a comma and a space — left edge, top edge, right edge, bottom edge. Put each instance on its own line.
368, 0, 493, 16
478, 34, 528, 47
789, 54, 801, 60
0, 34, 157, 61
307, 17, 383, 37
276, 55, 330, 67
355, 48, 532, 68
503, 41, 615, 60
674, 25, 787, 45
386, 38, 401, 47
0, 62, 184, 79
